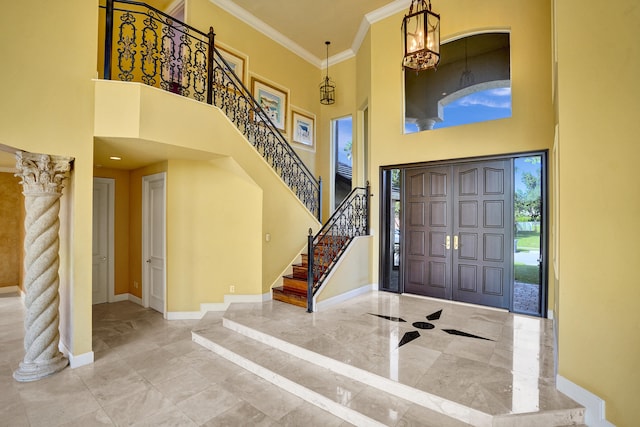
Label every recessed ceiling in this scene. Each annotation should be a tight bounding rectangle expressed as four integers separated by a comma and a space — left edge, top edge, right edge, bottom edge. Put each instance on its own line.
212, 0, 410, 65
94, 137, 223, 170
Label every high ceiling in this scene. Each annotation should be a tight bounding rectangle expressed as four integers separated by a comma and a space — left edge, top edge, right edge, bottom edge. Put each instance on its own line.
212, 0, 411, 66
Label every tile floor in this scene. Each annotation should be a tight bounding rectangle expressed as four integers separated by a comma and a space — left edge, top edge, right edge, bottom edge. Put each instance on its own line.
193, 292, 584, 426
0, 293, 351, 426
0, 291, 582, 427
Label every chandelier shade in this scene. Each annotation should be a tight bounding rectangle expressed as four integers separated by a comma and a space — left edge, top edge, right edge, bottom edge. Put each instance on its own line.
402, 0, 440, 72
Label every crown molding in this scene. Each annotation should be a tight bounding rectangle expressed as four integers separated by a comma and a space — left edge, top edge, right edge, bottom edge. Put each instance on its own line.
209, 0, 412, 69
209, 0, 322, 67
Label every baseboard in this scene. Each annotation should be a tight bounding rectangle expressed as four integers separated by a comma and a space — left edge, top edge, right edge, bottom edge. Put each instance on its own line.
128, 294, 143, 305
315, 284, 376, 311
556, 375, 615, 427
112, 293, 129, 302
167, 293, 267, 320
59, 342, 94, 368
0, 285, 20, 294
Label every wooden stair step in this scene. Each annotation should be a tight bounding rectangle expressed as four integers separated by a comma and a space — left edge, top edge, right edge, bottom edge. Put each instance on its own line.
272, 286, 307, 308
282, 275, 309, 292
291, 264, 307, 279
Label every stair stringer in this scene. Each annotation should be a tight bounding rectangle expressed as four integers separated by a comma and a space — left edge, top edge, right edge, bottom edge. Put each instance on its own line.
313, 236, 374, 311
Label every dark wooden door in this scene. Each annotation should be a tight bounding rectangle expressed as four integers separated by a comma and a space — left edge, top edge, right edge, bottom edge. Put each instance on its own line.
404, 166, 452, 299
452, 160, 512, 308
402, 160, 513, 310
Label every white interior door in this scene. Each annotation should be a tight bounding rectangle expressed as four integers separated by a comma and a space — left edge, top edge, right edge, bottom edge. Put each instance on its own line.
143, 173, 166, 315
92, 178, 114, 304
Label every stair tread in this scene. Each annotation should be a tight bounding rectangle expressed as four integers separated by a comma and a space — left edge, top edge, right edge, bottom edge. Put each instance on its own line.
193, 319, 473, 427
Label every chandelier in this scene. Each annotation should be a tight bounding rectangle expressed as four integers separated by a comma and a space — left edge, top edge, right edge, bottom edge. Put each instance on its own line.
320, 41, 335, 105
402, 0, 440, 71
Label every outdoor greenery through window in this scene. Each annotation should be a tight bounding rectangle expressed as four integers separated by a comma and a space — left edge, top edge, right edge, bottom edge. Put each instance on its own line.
513, 156, 542, 315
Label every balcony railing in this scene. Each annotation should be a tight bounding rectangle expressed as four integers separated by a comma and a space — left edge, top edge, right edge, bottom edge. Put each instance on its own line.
101, 0, 321, 219
306, 183, 371, 312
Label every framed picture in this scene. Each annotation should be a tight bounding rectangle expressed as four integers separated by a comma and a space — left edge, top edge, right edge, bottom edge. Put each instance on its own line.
215, 44, 247, 86
251, 76, 288, 132
291, 108, 315, 150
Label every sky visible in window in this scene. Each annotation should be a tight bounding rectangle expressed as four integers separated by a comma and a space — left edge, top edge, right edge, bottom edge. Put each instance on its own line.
405, 87, 512, 133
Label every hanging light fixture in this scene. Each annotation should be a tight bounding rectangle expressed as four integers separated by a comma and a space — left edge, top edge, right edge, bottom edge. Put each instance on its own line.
320, 41, 335, 105
402, 0, 440, 72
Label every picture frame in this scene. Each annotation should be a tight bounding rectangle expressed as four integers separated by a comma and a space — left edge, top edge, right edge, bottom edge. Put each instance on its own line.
215, 44, 248, 86
251, 75, 288, 132
291, 108, 315, 150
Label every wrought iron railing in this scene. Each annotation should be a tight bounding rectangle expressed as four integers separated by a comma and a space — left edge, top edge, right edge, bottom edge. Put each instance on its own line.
101, 0, 321, 219
306, 183, 371, 312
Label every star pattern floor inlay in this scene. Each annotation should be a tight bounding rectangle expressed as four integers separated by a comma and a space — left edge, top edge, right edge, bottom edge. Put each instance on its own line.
370, 308, 493, 347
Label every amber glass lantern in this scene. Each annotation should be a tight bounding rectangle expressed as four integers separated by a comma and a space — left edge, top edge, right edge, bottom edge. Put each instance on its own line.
402, 0, 440, 71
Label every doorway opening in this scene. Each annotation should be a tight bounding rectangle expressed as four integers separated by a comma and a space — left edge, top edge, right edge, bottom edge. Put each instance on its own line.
332, 116, 353, 210
380, 153, 547, 316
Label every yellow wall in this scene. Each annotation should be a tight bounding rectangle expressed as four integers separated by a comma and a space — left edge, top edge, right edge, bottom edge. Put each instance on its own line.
166, 158, 262, 311
93, 167, 131, 295
185, 0, 319, 177
366, 0, 554, 285
555, 1, 640, 424
0, 0, 97, 357
95, 81, 319, 308
0, 172, 22, 288
316, 237, 373, 302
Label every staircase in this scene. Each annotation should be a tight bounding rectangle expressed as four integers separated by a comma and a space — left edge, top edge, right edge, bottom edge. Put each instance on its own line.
273, 235, 350, 308
272, 253, 311, 308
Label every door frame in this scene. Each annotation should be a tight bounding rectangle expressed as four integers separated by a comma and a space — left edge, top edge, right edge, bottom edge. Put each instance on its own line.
379, 150, 548, 316
93, 177, 115, 303
142, 172, 167, 315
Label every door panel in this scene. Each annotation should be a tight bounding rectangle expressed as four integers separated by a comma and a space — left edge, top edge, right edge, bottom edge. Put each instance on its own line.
452, 160, 512, 309
92, 181, 109, 304
402, 160, 512, 310
403, 167, 451, 299
144, 174, 166, 314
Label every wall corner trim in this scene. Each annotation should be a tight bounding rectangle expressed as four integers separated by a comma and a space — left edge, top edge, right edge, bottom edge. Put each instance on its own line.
59, 342, 94, 369
556, 375, 615, 427
166, 294, 267, 320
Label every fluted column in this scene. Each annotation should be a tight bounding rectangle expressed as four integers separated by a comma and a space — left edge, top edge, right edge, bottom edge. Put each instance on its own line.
13, 151, 72, 382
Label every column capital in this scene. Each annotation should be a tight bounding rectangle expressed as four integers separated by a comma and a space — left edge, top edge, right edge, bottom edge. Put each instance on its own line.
15, 151, 73, 195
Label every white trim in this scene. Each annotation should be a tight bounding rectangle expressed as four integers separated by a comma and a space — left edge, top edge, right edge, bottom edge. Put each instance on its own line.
0, 285, 19, 294
165, 0, 184, 17
208, 0, 321, 67
547, 309, 554, 320
556, 375, 614, 427
128, 293, 143, 306
112, 293, 129, 302
315, 284, 376, 311
208, 0, 412, 68
59, 342, 94, 368
167, 293, 268, 320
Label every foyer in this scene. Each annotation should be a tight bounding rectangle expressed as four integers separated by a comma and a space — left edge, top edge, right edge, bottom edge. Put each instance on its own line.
1, 290, 585, 426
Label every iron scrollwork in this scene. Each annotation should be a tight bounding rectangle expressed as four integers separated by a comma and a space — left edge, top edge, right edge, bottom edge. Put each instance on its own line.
104, 0, 321, 218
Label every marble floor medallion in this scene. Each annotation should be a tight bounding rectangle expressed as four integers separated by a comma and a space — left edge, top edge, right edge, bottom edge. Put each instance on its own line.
369, 309, 493, 347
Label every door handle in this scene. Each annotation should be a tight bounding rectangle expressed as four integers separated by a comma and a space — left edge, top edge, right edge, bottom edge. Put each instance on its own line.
146, 259, 151, 263
443, 235, 450, 250
454, 235, 459, 250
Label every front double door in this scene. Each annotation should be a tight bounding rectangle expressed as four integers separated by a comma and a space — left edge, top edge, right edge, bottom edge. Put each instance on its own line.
403, 160, 513, 309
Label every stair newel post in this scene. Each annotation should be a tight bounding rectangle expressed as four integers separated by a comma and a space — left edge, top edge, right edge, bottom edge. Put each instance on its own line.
206, 26, 216, 105
365, 180, 371, 235
307, 228, 314, 313
103, 0, 114, 80
317, 176, 323, 222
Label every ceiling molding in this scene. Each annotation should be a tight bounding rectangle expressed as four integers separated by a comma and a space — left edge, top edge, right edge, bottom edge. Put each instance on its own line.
209, 0, 322, 67
209, 0, 412, 69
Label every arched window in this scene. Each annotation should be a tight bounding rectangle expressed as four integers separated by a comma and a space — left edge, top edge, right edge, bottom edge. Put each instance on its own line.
404, 32, 511, 133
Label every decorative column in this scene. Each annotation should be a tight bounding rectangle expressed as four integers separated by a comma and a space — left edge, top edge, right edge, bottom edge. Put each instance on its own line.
13, 151, 72, 382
